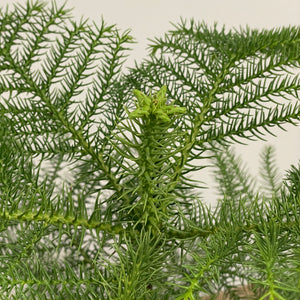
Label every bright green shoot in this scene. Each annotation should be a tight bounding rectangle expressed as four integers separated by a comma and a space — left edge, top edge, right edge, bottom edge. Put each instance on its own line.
129, 86, 187, 123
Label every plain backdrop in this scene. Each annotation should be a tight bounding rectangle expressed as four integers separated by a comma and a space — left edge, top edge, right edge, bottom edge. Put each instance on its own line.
2, 0, 300, 204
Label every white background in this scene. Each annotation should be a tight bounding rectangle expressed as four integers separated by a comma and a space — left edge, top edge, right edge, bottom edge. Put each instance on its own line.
2, 0, 300, 203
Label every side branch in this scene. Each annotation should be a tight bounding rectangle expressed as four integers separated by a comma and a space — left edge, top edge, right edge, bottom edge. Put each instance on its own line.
3, 52, 131, 207
169, 59, 234, 190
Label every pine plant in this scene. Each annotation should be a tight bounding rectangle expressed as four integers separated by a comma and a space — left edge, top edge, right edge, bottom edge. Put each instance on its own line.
0, 1, 299, 299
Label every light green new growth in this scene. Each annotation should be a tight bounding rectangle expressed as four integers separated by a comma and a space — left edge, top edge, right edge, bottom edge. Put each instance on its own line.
129, 86, 186, 122
113, 86, 187, 233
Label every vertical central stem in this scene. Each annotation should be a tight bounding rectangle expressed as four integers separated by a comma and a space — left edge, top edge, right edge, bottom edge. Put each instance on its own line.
136, 117, 170, 232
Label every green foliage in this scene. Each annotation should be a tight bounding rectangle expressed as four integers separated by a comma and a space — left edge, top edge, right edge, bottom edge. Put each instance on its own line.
111, 86, 188, 234
259, 145, 282, 198
0, 1, 299, 299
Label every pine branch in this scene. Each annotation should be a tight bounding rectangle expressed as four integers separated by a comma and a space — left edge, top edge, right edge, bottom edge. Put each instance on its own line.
0, 1, 299, 299
211, 144, 256, 201
260, 145, 282, 198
